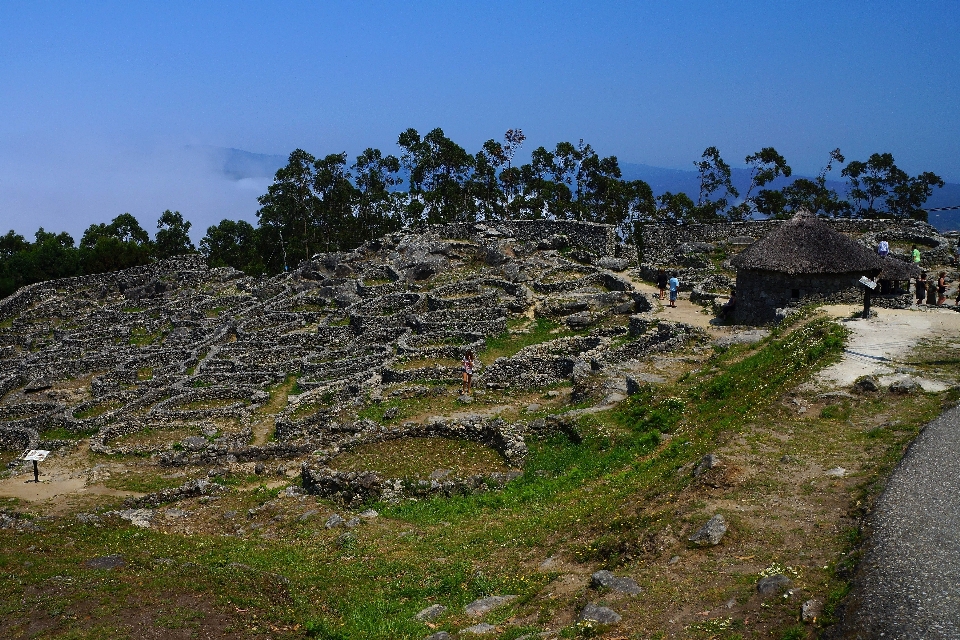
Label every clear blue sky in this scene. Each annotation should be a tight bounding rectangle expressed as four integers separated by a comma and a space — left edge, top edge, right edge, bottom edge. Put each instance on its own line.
1, 1, 958, 239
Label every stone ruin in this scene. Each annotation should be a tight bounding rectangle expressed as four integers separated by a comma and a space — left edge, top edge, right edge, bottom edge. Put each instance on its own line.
0, 220, 699, 505
637, 217, 958, 316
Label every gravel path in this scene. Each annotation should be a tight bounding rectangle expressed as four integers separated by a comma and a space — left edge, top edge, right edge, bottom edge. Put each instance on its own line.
834, 404, 960, 638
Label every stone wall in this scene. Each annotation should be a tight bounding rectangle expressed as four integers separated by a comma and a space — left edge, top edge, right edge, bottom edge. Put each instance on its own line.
640, 218, 946, 266
734, 269, 867, 324
433, 220, 616, 257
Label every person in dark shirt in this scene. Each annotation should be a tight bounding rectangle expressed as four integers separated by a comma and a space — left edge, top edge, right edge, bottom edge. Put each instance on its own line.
656, 269, 668, 301
916, 272, 927, 306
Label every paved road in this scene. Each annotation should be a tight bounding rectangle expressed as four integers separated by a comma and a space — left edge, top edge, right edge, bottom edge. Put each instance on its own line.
834, 404, 960, 638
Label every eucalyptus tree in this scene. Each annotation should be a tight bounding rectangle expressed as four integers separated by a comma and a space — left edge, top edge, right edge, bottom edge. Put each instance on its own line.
154, 210, 195, 258
352, 148, 403, 241
398, 128, 474, 224
842, 152, 943, 220
256, 149, 319, 272
729, 147, 791, 220
200, 219, 264, 274
313, 152, 356, 252
693, 146, 738, 221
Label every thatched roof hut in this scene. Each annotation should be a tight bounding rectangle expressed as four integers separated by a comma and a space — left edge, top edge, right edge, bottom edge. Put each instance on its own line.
878, 256, 922, 281
731, 214, 883, 275
731, 213, 886, 323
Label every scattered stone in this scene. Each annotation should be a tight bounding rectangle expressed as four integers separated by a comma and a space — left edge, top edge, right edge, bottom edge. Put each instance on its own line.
414, 603, 447, 621
298, 510, 317, 522
757, 574, 793, 596
625, 375, 642, 395
76, 513, 100, 525
359, 509, 379, 519
461, 622, 496, 635
117, 509, 154, 528
779, 454, 798, 464
424, 633, 451, 640
889, 378, 921, 394
325, 513, 346, 529
713, 330, 769, 347
668, 555, 680, 565
254, 462, 265, 475
383, 406, 400, 420
336, 532, 355, 545
688, 514, 727, 546
590, 570, 642, 595
578, 603, 621, 624
546, 390, 560, 398
181, 436, 208, 451
801, 598, 823, 622
853, 375, 880, 393
344, 517, 361, 528
464, 595, 517, 616
692, 453, 721, 477
825, 467, 847, 477
84, 555, 125, 570
429, 469, 452, 480
457, 394, 473, 404
525, 403, 541, 413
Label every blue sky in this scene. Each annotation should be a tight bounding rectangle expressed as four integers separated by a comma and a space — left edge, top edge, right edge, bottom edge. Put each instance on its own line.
1, 1, 958, 239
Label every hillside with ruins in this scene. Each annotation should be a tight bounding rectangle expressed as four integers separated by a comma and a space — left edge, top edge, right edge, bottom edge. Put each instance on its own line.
1, 219, 959, 639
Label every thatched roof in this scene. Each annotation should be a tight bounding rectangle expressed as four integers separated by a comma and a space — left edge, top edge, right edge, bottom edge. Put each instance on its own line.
731, 214, 884, 275
879, 256, 922, 281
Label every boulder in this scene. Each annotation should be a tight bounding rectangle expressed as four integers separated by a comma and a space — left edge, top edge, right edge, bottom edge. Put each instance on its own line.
464, 595, 516, 616
757, 574, 792, 596
590, 570, 642, 595
578, 603, 621, 624
688, 514, 727, 546
414, 604, 447, 621
853, 375, 880, 393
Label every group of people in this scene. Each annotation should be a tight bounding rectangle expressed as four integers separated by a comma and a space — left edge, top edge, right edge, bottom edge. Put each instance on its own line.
915, 271, 956, 307
655, 269, 680, 308
878, 240, 957, 308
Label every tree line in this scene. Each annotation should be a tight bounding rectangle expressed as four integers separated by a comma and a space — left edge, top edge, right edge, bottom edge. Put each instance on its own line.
0, 127, 945, 297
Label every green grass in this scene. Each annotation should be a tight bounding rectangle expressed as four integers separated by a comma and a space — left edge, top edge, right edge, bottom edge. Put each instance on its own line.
481, 317, 571, 364
73, 401, 122, 420
330, 437, 512, 479
129, 326, 164, 347
0, 317, 895, 640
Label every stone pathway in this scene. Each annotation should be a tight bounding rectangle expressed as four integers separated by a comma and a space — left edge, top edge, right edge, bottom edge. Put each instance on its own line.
832, 404, 960, 638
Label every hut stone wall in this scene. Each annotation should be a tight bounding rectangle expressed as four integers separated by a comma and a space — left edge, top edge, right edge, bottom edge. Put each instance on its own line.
734, 269, 866, 324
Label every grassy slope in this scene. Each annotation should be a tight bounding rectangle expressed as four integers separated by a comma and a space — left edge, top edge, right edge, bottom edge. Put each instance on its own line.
0, 315, 955, 640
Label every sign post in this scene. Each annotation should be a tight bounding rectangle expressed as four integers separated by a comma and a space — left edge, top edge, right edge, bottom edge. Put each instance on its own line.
21, 450, 50, 483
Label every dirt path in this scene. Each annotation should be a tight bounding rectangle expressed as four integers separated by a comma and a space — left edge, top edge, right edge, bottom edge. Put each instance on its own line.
621, 270, 725, 336
0, 443, 141, 513
814, 305, 960, 392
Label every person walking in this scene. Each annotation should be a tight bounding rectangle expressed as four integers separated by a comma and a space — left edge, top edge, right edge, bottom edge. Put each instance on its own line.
877, 239, 889, 257
916, 272, 927, 306
656, 269, 668, 301
461, 350, 475, 395
667, 273, 679, 308
937, 272, 947, 306
912, 245, 922, 264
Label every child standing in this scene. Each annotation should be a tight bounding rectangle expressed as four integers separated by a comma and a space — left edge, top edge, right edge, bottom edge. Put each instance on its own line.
461, 350, 475, 395
668, 273, 679, 308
